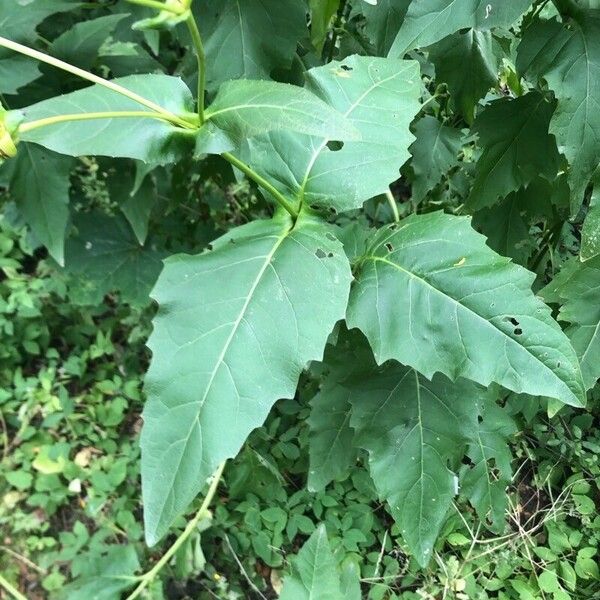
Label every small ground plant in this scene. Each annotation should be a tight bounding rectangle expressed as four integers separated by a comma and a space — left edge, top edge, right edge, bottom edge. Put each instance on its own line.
0, 0, 599, 598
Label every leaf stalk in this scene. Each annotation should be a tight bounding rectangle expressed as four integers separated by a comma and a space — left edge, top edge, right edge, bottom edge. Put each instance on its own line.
125, 461, 226, 600
20, 111, 197, 133
222, 152, 299, 218
186, 12, 207, 123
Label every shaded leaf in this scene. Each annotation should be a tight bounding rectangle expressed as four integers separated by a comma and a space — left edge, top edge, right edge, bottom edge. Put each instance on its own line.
360, 0, 411, 55
409, 115, 462, 204
518, 14, 600, 213
348, 358, 487, 565
389, 0, 532, 55
541, 257, 600, 390
310, 0, 340, 52
10, 144, 72, 265
64, 211, 164, 306
347, 211, 585, 407
461, 400, 516, 532
429, 29, 498, 124
196, 0, 307, 92
50, 14, 129, 69
467, 92, 560, 210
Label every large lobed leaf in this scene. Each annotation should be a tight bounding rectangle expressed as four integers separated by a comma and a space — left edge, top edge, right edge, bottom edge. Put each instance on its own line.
347, 211, 586, 407
389, 0, 532, 56
197, 79, 359, 155
238, 55, 421, 213
518, 14, 600, 213
349, 362, 489, 565
195, 0, 306, 92
141, 212, 352, 544
467, 92, 560, 210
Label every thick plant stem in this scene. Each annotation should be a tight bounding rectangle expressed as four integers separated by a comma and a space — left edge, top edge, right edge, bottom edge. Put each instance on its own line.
20, 111, 197, 133
186, 13, 207, 123
0, 37, 191, 128
125, 462, 226, 600
222, 152, 299, 218
0, 575, 27, 600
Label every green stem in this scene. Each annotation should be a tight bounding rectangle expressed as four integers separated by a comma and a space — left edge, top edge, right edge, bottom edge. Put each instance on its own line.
186, 12, 206, 123
125, 0, 185, 14
385, 189, 400, 223
0, 36, 189, 127
222, 152, 299, 218
0, 575, 27, 600
20, 111, 196, 133
125, 462, 226, 600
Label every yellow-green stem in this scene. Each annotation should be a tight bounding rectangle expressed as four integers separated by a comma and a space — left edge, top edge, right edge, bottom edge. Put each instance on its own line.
20, 111, 196, 133
222, 152, 299, 218
126, 0, 185, 14
0, 36, 188, 126
0, 575, 27, 600
185, 12, 206, 123
125, 462, 226, 600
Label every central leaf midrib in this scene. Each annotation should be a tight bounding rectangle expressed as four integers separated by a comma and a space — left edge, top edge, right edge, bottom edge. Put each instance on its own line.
155, 222, 293, 527
366, 254, 576, 401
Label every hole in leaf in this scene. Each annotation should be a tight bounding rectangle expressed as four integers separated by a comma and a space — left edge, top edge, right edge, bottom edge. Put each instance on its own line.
327, 252, 334, 258
315, 248, 327, 259
325, 232, 337, 242
506, 317, 520, 326
477, 415, 484, 423
341, 64, 352, 71
514, 327, 523, 336
385, 243, 394, 252
327, 140, 344, 152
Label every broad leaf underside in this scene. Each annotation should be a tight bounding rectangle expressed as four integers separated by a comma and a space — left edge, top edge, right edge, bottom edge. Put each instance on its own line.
142, 212, 352, 544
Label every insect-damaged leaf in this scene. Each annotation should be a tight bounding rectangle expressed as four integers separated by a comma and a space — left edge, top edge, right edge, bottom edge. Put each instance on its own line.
347, 211, 585, 407
141, 212, 352, 544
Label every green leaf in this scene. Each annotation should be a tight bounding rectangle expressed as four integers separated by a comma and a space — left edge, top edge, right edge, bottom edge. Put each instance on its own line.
461, 399, 516, 532
141, 212, 352, 544
197, 80, 359, 155
10, 144, 73, 265
467, 92, 560, 210
389, 0, 532, 55
346, 211, 586, 407
409, 116, 462, 204
518, 14, 600, 213
50, 14, 129, 69
308, 388, 354, 492
541, 257, 600, 390
64, 212, 164, 306
62, 545, 139, 600
348, 359, 487, 566
472, 189, 535, 265
0, 56, 41, 94
581, 185, 600, 262
280, 524, 344, 600
238, 56, 421, 213
113, 169, 157, 246
20, 75, 195, 164
310, 0, 340, 52
360, 0, 411, 55
429, 29, 499, 124
195, 0, 307, 92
